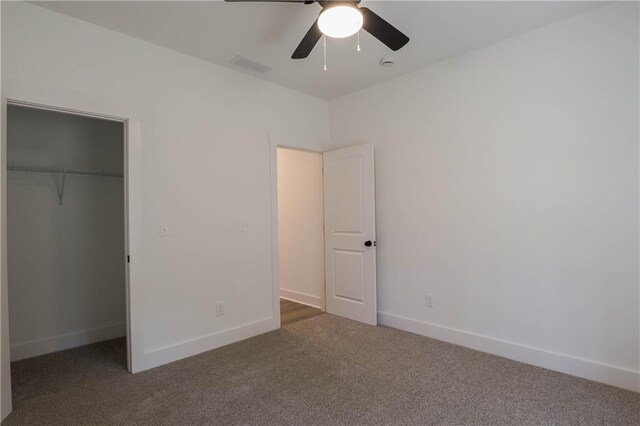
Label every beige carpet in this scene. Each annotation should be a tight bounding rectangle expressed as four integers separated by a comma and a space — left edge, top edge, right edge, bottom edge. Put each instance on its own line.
3, 314, 639, 425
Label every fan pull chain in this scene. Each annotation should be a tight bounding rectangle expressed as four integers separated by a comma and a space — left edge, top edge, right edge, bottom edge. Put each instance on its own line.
323, 35, 327, 71
357, 30, 361, 52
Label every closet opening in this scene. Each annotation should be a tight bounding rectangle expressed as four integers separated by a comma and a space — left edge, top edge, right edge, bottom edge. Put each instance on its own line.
5, 102, 130, 390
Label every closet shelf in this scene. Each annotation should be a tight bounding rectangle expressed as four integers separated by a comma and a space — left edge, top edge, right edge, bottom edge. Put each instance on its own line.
7, 165, 123, 205
7, 165, 123, 178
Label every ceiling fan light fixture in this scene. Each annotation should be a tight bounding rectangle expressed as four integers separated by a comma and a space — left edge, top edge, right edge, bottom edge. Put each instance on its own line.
318, 5, 363, 39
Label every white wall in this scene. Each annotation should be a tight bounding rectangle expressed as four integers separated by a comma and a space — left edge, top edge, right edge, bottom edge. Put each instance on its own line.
7, 105, 125, 361
1, 1, 329, 373
277, 148, 324, 309
330, 2, 640, 391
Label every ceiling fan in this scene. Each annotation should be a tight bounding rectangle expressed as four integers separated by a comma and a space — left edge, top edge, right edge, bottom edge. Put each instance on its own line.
224, 0, 410, 59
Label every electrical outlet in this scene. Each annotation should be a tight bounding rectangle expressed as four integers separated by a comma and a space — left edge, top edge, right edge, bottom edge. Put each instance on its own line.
425, 293, 434, 308
216, 302, 225, 316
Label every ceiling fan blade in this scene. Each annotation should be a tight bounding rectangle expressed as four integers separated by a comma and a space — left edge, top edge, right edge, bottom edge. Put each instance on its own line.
292, 19, 322, 59
360, 7, 409, 51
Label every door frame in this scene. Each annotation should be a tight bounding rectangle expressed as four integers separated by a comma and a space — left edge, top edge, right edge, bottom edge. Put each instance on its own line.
268, 131, 326, 329
1, 79, 143, 418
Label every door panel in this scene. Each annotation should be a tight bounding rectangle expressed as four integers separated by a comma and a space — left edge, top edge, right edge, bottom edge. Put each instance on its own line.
324, 144, 376, 325
331, 156, 363, 233
333, 250, 365, 302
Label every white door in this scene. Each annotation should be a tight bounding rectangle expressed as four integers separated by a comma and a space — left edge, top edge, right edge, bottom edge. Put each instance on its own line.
323, 144, 376, 325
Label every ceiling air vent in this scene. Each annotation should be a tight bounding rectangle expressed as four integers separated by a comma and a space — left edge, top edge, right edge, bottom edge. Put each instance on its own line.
229, 55, 272, 75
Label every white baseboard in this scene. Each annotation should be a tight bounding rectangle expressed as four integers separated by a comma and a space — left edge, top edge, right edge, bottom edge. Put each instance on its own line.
378, 312, 639, 393
11, 323, 126, 361
139, 317, 276, 372
280, 288, 323, 310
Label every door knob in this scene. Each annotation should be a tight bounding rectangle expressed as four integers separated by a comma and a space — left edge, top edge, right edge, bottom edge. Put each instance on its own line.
364, 240, 373, 247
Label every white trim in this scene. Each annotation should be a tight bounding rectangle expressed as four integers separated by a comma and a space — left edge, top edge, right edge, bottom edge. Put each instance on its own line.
268, 135, 281, 331
140, 318, 275, 371
125, 118, 143, 373
0, 27, 13, 416
378, 312, 640, 393
280, 289, 323, 310
10, 324, 126, 362
5, 99, 127, 123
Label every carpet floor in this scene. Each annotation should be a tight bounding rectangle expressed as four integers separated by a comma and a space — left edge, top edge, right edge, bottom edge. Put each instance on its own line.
3, 314, 639, 425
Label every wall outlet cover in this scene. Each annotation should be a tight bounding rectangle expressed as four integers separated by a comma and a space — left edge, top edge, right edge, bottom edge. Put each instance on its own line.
216, 302, 225, 316
425, 293, 434, 308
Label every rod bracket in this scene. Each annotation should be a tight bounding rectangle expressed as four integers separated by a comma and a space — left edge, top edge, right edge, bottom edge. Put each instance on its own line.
57, 172, 66, 205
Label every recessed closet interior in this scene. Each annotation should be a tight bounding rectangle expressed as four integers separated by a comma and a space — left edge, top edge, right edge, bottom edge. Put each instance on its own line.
6, 104, 126, 367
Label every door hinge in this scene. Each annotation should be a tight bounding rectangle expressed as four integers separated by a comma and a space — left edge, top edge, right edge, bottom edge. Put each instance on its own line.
127, 255, 130, 263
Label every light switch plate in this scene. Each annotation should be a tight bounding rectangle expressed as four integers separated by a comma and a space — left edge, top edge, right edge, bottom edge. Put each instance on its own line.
239, 220, 251, 233
159, 223, 170, 237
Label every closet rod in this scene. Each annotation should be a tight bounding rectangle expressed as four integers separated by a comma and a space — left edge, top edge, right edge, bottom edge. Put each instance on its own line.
7, 165, 123, 178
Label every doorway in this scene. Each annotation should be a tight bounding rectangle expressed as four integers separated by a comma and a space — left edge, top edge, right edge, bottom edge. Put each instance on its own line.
273, 143, 377, 327
5, 103, 129, 391
276, 147, 325, 326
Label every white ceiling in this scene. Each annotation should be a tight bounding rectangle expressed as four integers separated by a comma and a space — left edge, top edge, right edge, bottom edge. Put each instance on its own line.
33, 1, 607, 100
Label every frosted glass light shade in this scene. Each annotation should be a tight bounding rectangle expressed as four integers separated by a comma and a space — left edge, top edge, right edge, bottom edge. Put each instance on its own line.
318, 6, 363, 39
